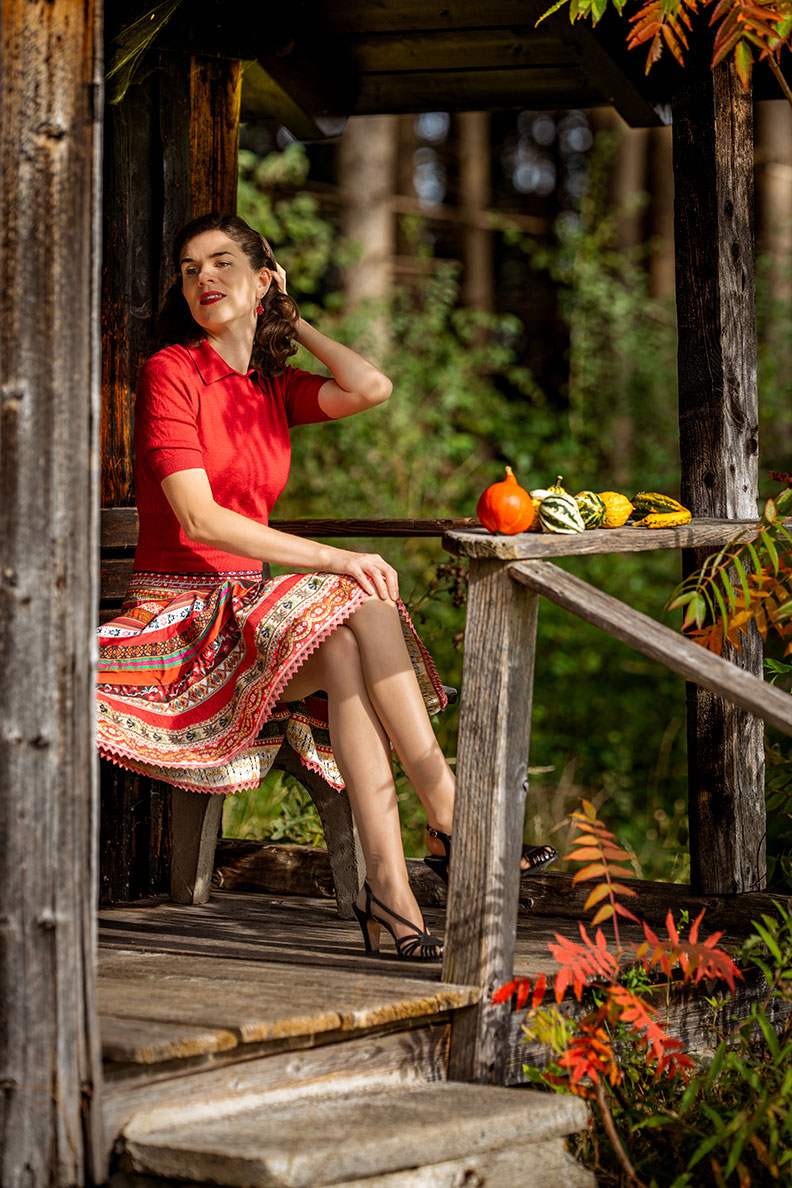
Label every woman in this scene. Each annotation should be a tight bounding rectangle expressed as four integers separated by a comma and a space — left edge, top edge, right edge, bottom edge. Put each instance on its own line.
97, 212, 555, 962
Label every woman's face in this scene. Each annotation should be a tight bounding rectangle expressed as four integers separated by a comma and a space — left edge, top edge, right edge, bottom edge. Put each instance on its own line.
179, 230, 269, 335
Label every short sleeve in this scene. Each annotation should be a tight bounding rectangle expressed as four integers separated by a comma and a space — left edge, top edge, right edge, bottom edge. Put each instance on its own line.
135, 350, 205, 483
282, 365, 332, 427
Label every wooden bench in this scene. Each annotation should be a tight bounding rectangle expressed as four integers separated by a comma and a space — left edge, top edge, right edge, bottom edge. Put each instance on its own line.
100, 508, 465, 917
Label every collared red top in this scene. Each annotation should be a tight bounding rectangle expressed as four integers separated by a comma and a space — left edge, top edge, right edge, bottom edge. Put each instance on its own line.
133, 337, 330, 573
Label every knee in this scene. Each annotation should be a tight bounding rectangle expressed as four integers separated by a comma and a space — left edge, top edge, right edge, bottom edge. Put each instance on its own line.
320, 625, 364, 692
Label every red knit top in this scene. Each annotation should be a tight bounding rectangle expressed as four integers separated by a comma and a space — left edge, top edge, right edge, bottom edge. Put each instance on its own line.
133, 338, 330, 573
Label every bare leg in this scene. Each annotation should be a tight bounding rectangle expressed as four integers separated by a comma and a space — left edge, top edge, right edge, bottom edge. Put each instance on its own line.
343, 598, 552, 871
280, 626, 432, 944
344, 598, 456, 854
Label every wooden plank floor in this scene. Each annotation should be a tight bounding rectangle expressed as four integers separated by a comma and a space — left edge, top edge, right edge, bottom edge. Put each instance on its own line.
98, 886, 791, 1081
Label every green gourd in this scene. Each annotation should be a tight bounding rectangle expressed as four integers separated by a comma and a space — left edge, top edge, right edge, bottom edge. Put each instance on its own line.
539, 492, 586, 535
574, 490, 607, 529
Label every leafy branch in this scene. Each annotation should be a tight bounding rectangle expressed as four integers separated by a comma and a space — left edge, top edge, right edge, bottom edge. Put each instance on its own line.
492, 800, 792, 1185
539, 0, 792, 101
666, 487, 792, 656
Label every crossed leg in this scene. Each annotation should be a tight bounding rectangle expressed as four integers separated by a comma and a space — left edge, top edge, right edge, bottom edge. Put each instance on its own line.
279, 598, 454, 943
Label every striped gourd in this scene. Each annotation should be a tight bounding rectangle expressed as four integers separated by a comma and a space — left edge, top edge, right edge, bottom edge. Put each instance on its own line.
574, 490, 606, 529
632, 491, 687, 517
639, 509, 693, 529
539, 492, 586, 535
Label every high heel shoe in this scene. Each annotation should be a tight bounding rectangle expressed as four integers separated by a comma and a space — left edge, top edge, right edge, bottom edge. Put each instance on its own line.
352, 881, 443, 961
424, 826, 558, 885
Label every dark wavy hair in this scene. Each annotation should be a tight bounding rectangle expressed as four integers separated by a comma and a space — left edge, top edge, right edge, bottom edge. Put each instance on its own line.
156, 213, 300, 376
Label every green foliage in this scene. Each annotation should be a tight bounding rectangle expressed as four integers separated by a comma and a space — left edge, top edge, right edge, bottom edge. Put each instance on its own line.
228, 135, 791, 891
500, 801, 792, 1188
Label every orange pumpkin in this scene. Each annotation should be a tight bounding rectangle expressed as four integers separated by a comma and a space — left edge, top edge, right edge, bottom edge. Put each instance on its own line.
476, 466, 536, 535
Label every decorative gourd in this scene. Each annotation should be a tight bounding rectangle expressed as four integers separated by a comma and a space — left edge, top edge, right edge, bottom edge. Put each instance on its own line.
598, 491, 634, 528
531, 475, 567, 501
539, 492, 586, 535
476, 466, 536, 535
574, 490, 607, 529
526, 496, 543, 532
638, 509, 693, 529
632, 491, 688, 518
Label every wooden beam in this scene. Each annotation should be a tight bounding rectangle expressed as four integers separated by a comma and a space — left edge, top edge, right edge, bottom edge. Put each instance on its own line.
100, 50, 243, 904
444, 517, 769, 561
509, 560, 792, 739
672, 63, 765, 895
0, 1, 105, 1182
443, 561, 539, 1083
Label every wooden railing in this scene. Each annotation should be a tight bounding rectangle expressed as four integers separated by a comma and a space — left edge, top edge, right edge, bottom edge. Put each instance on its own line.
439, 518, 789, 1084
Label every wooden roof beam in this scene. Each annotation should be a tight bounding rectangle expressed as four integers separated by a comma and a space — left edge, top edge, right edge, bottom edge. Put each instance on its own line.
154, 0, 356, 139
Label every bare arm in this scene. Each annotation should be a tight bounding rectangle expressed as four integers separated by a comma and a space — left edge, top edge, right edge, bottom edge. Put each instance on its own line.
160, 468, 399, 600
272, 263, 392, 418
296, 320, 392, 419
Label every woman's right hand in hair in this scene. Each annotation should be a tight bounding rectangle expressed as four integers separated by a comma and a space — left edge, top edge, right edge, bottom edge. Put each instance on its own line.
334, 550, 400, 601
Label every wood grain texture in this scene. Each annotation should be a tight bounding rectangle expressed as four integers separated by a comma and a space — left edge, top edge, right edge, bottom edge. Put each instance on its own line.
0, 1, 105, 1182
170, 790, 224, 905
509, 560, 792, 737
444, 517, 767, 560
443, 561, 539, 1083
672, 62, 765, 894
103, 1025, 452, 1149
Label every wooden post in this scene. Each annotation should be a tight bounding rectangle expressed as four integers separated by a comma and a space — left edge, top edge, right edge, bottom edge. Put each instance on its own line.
100, 51, 242, 900
672, 63, 765, 894
443, 561, 538, 1083
0, 1, 106, 1183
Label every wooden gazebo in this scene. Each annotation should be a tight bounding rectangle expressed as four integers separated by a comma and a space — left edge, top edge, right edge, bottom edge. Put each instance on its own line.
0, 0, 783, 1182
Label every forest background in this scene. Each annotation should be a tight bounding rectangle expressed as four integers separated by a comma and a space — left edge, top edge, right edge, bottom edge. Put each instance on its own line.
222, 102, 792, 890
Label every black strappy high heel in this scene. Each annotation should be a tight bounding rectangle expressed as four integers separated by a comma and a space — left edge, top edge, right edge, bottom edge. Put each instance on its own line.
352, 881, 443, 961
424, 826, 558, 885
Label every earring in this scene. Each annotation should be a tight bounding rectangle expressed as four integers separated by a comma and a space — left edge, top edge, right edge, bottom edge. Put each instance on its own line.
255, 299, 264, 316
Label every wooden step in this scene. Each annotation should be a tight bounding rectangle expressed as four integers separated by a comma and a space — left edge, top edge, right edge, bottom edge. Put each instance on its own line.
120, 1082, 594, 1188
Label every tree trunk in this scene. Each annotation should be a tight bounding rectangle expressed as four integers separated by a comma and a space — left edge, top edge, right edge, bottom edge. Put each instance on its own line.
339, 114, 398, 359
458, 111, 493, 311
672, 62, 765, 895
0, 1, 105, 1183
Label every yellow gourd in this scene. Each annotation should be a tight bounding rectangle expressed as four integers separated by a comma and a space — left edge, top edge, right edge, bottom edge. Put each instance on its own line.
639, 509, 693, 529
598, 491, 634, 528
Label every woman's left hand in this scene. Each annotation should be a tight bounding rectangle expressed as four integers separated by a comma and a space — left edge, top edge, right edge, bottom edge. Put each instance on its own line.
272, 261, 288, 295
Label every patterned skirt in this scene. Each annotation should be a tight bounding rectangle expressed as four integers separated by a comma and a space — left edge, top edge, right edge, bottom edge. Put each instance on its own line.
97, 570, 447, 795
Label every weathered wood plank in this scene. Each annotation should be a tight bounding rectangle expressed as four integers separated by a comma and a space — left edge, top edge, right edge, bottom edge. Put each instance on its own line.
509, 559, 792, 737
119, 1082, 590, 1188
443, 561, 539, 1083
103, 1025, 452, 1148
0, 2, 105, 1183
101, 1018, 239, 1066
169, 789, 224, 905
673, 62, 764, 894
444, 517, 770, 560
520, 871, 791, 933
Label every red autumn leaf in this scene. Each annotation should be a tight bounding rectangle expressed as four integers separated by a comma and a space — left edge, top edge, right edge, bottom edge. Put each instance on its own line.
491, 979, 518, 1004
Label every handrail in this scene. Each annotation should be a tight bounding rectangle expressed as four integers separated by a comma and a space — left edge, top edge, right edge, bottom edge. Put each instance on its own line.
509, 559, 792, 738
100, 506, 478, 549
